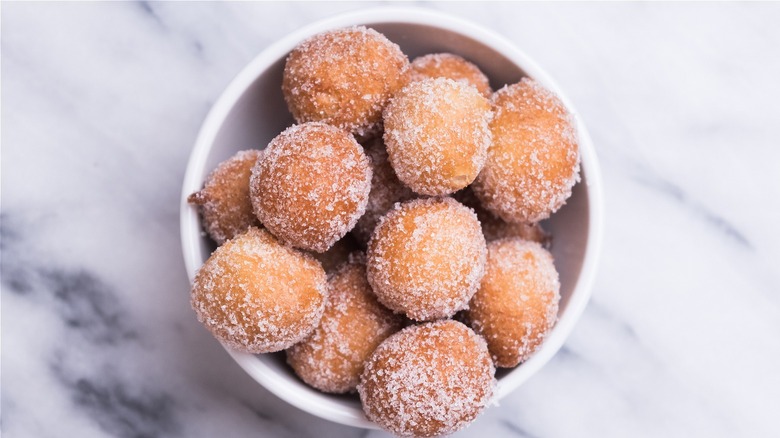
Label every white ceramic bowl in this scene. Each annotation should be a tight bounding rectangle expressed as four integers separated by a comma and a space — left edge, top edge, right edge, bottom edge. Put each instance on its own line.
181, 7, 603, 429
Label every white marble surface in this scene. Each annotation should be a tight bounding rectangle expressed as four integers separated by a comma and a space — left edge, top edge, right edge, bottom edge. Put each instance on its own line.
3, 2, 780, 437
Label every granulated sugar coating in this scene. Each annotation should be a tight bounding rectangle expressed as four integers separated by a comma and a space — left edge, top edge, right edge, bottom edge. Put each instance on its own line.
191, 227, 328, 353
188, 150, 263, 245
383, 78, 492, 196
473, 78, 580, 223
250, 122, 372, 253
366, 197, 487, 321
464, 238, 560, 367
352, 137, 416, 246
286, 257, 404, 394
454, 187, 551, 246
409, 53, 492, 98
282, 26, 409, 138
358, 320, 495, 437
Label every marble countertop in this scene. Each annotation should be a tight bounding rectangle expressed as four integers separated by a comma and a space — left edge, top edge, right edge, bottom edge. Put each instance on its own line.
3, 2, 779, 437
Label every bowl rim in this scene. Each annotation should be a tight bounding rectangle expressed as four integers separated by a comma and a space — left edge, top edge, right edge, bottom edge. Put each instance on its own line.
180, 6, 604, 429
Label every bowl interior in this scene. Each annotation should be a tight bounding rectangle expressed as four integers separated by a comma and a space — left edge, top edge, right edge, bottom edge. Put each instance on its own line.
183, 15, 596, 429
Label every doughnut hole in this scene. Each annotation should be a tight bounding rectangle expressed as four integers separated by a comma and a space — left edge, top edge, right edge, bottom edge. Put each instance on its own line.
358, 320, 495, 437
366, 197, 486, 321
250, 122, 372, 253
286, 256, 404, 393
473, 78, 580, 223
282, 26, 409, 138
188, 150, 263, 245
383, 78, 491, 196
191, 227, 328, 353
464, 238, 560, 367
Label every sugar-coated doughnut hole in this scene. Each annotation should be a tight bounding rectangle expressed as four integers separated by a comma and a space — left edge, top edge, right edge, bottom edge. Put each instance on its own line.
367, 197, 487, 321
282, 26, 409, 138
191, 227, 328, 353
250, 122, 372, 253
286, 255, 404, 393
188, 150, 263, 245
358, 320, 495, 437
410, 53, 492, 98
473, 78, 580, 223
454, 187, 550, 246
383, 78, 492, 196
464, 238, 560, 367
351, 137, 416, 246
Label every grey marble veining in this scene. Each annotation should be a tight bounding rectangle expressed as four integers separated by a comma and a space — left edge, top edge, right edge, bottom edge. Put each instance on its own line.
2, 2, 779, 437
